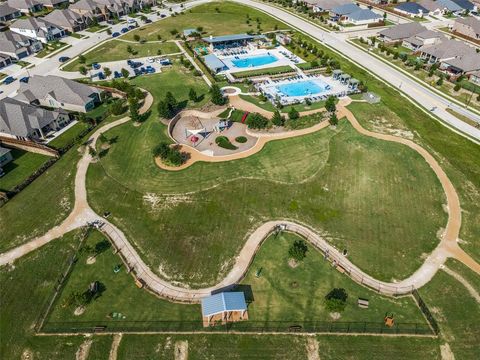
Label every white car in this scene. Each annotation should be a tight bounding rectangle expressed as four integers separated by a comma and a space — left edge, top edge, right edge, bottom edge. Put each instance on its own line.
147, 58, 155, 63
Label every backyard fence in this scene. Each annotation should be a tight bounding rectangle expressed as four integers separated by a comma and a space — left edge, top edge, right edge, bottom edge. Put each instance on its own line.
40, 319, 434, 336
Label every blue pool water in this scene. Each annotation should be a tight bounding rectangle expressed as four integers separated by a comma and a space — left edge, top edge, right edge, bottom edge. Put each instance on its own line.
231, 54, 278, 68
276, 80, 327, 97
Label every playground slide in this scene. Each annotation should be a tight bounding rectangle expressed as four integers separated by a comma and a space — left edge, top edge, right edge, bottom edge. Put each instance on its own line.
241, 112, 249, 124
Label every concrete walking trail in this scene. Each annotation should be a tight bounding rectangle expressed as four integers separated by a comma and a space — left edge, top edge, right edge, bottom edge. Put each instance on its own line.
1, 94, 478, 302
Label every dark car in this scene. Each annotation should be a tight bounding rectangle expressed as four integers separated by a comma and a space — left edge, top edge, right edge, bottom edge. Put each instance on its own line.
3, 76, 15, 84
114, 70, 122, 78
19, 77, 29, 83
134, 68, 141, 76
145, 65, 155, 74
59, 56, 70, 63
107, 19, 115, 25
160, 14, 166, 18
112, 32, 120, 37
98, 72, 105, 80
120, 27, 128, 33
128, 25, 136, 30
92, 63, 101, 70
144, 18, 152, 23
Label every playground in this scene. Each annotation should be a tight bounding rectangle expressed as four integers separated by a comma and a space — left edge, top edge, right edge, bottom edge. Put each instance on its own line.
169, 110, 257, 156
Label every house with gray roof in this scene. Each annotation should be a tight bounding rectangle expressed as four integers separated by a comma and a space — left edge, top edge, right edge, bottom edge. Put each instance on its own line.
419, 0, 467, 15
43, 8, 91, 32
420, 39, 477, 64
403, 30, 444, 51
204, 54, 227, 73
308, 0, 352, 13
440, 52, 480, 77
14, 75, 102, 113
7, 0, 44, 14
330, 3, 382, 25
0, 54, 13, 69
201, 292, 248, 327
0, 2, 21, 22
0, 97, 71, 141
70, 0, 106, 22
395, 2, 430, 17
329, 3, 360, 20
379, 22, 426, 43
452, 16, 480, 41
10, 17, 66, 43
36, 0, 69, 9
0, 30, 43, 59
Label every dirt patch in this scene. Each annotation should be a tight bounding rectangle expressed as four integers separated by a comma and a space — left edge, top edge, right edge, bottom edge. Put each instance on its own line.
174, 340, 188, 360
109, 333, 122, 360
86, 256, 96, 265
76, 339, 92, 360
306, 337, 320, 360
440, 343, 455, 360
74, 306, 86, 316
288, 258, 299, 268
329, 312, 341, 320
21, 349, 33, 360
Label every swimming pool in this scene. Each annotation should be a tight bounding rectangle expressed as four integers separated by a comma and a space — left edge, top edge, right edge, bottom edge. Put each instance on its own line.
231, 54, 278, 68
276, 80, 328, 97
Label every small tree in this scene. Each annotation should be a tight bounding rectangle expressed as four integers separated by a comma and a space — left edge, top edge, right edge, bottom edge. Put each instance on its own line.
329, 113, 338, 126
324, 288, 348, 313
246, 113, 269, 129
78, 55, 86, 64
99, 133, 108, 144
109, 100, 125, 115
79, 66, 87, 76
88, 146, 97, 158
121, 68, 130, 78
127, 45, 133, 54
271, 110, 285, 126
103, 67, 111, 78
133, 34, 140, 42
288, 107, 299, 120
453, 84, 461, 92
129, 99, 140, 122
210, 84, 226, 105
189, 88, 198, 102
288, 240, 308, 261
325, 96, 336, 113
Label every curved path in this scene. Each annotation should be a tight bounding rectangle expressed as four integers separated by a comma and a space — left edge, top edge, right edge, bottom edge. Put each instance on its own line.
1, 98, 478, 302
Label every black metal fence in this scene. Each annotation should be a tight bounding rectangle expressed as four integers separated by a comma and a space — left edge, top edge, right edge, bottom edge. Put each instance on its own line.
412, 289, 440, 335
40, 320, 434, 336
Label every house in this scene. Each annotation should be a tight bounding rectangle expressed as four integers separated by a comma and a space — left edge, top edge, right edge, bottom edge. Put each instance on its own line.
0, 54, 13, 69
14, 75, 102, 113
420, 38, 477, 63
403, 30, 444, 51
183, 28, 198, 39
394, 2, 430, 17
329, 3, 360, 21
70, 0, 106, 22
440, 52, 480, 77
469, 70, 480, 84
420, 0, 465, 15
450, 0, 477, 12
378, 22, 426, 43
330, 3, 382, 25
201, 292, 248, 327
94, 0, 127, 18
0, 30, 43, 59
36, 0, 70, 9
0, 97, 71, 141
10, 17, 66, 43
43, 8, 90, 32
308, 0, 351, 13
0, 3, 22, 22
452, 16, 480, 41
7, 0, 44, 14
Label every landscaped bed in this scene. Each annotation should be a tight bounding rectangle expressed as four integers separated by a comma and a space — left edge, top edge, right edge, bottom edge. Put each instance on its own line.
215, 136, 238, 150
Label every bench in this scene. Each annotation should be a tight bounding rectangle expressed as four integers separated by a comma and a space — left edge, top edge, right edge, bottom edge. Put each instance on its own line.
357, 298, 369, 309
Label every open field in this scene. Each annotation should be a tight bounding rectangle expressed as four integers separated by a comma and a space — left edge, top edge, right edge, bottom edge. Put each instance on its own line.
0, 149, 50, 192
88, 115, 446, 286
122, 2, 289, 42
62, 40, 179, 72
48, 121, 91, 149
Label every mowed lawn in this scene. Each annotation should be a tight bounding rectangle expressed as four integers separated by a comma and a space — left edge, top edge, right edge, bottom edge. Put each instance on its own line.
87, 116, 446, 286
0, 149, 50, 192
63, 40, 179, 72
122, 1, 288, 42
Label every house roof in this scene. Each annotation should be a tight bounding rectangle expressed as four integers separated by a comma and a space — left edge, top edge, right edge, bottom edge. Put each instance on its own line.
455, 16, 480, 34
395, 2, 429, 14
379, 22, 426, 40
450, 0, 476, 10
10, 16, 49, 31
204, 54, 226, 71
43, 9, 84, 29
420, 39, 476, 59
202, 33, 255, 43
201, 292, 247, 317
70, 0, 100, 12
444, 52, 480, 72
311, 0, 351, 10
435, 0, 463, 12
0, 29, 31, 43
14, 75, 100, 108
7, 0, 42, 10
348, 8, 382, 21
331, 3, 359, 15
0, 97, 61, 138
183, 28, 197, 36
416, 30, 443, 40
0, 3, 20, 17
37, 0, 68, 6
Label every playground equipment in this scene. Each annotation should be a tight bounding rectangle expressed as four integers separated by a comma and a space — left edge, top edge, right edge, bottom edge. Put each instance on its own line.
384, 313, 395, 327
213, 120, 230, 133
241, 111, 249, 123
184, 116, 206, 147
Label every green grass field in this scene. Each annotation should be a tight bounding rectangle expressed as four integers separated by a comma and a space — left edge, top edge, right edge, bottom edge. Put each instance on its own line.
122, 2, 288, 42
48, 121, 91, 149
87, 116, 446, 286
63, 41, 179, 72
0, 149, 50, 192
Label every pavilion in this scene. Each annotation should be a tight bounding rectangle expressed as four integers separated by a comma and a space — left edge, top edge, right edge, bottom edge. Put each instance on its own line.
201, 291, 248, 327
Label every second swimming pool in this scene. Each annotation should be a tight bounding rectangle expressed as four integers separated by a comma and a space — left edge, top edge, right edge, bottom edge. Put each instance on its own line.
231, 54, 278, 68
276, 80, 329, 97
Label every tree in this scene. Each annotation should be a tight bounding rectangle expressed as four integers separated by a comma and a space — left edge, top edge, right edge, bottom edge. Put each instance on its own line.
88, 146, 97, 158
246, 113, 269, 129
109, 100, 124, 115
288, 240, 308, 261
133, 34, 140, 42
78, 55, 86, 64
103, 67, 111, 78
271, 110, 285, 126
453, 84, 461, 92
157, 91, 178, 118
79, 66, 87, 75
99, 133, 108, 144
324, 288, 348, 312
153, 142, 170, 158
325, 96, 336, 113
189, 88, 198, 102
210, 84, 226, 105
121, 68, 130, 78
129, 99, 140, 122
288, 107, 299, 120
127, 45, 133, 54
329, 113, 338, 126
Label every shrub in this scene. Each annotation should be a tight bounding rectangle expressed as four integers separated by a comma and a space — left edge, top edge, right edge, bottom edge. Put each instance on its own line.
235, 136, 248, 143
157, 91, 178, 118
325, 95, 336, 113
153, 142, 185, 166
288, 107, 299, 120
453, 84, 461, 92
271, 110, 285, 126
109, 100, 125, 115
215, 136, 238, 150
325, 288, 348, 312
288, 240, 308, 261
189, 88, 198, 102
329, 113, 338, 126
246, 113, 269, 129
133, 34, 140, 42
210, 84, 226, 105
78, 55, 86, 64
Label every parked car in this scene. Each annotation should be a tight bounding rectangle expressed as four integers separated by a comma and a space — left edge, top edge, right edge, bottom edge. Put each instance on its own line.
134, 68, 141, 76
19, 77, 29, 83
59, 56, 70, 63
128, 25, 136, 30
121, 27, 129, 33
127, 18, 136, 24
3, 76, 15, 84
112, 32, 120, 37
144, 19, 152, 23
98, 72, 105, 80
92, 63, 101, 70
160, 14, 166, 18
145, 65, 155, 74
107, 19, 115, 25
146, 57, 154, 63
114, 70, 122, 78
